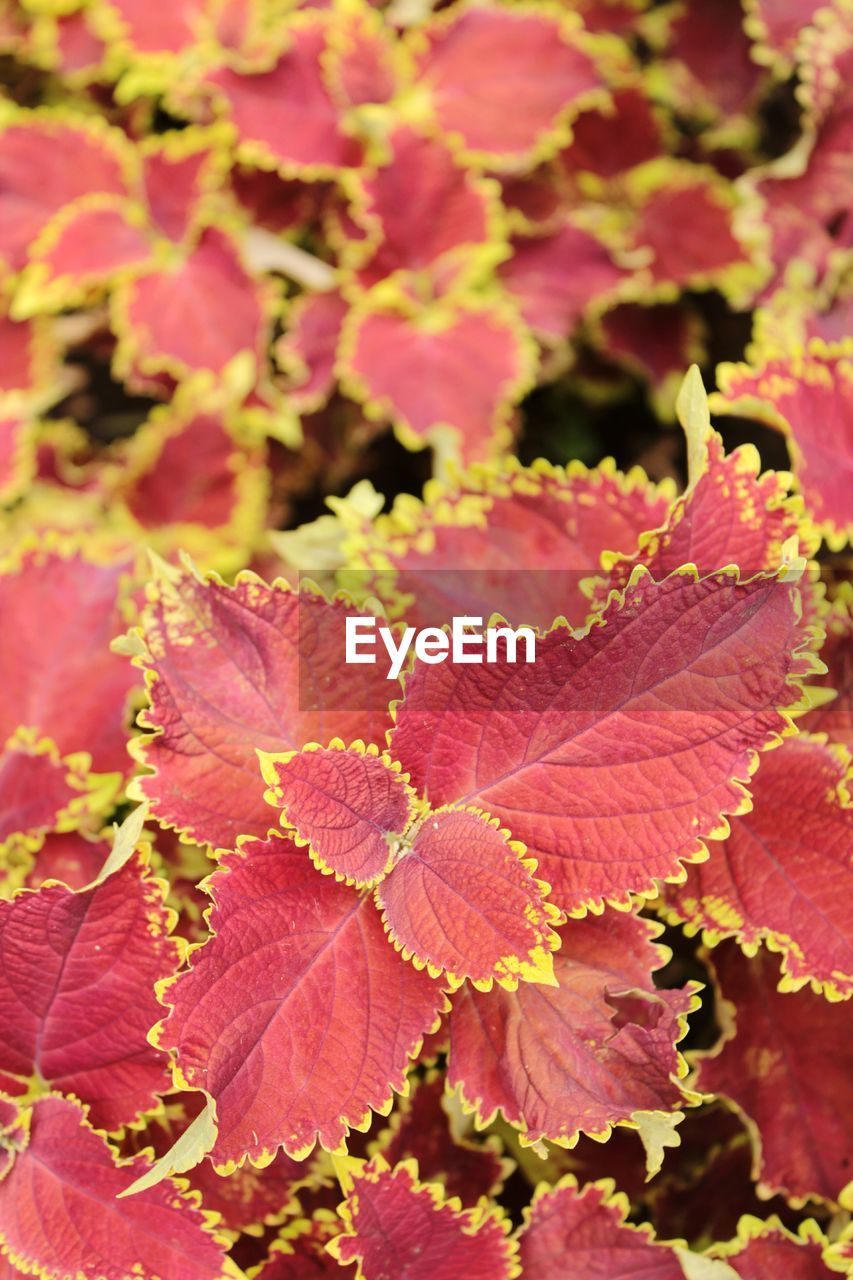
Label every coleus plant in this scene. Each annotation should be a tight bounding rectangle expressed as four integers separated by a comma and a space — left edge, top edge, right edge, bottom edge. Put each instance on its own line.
0, 0, 852, 1276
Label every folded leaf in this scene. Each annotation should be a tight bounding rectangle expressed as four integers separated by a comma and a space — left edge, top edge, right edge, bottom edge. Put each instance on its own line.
518, 1176, 687, 1279
714, 341, 853, 550
377, 806, 560, 990
447, 913, 696, 1147
0, 1095, 229, 1280
129, 568, 394, 849
260, 741, 417, 886
0, 848, 179, 1129
327, 1157, 518, 1279
158, 833, 447, 1164
696, 942, 853, 1202
392, 567, 815, 911
664, 736, 853, 999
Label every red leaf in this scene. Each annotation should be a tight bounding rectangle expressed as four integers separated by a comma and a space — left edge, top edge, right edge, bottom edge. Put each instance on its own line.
557, 87, 666, 185
328, 1157, 518, 1279
158, 833, 447, 1164
0, 544, 138, 774
0, 114, 131, 272
715, 341, 853, 549
207, 16, 361, 175
0, 410, 33, 503
130, 569, 393, 849
24, 831, 110, 890
411, 6, 603, 166
447, 913, 695, 1146
342, 302, 535, 464
142, 135, 223, 244
801, 584, 852, 750
22, 197, 153, 306
602, 424, 811, 596
0, 308, 55, 395
628, 172, 747, 290
260, 742, 416, 886
696, 942, 853, 1202
0, 850, 179, 1129
745, 0, 825, 67
346, 456, 672, 632
253, 1216, 344, 1278
499, 221, 627, 342
348, 126, 495, 291
664, 736, 853, 999
662, 0, 765, 121
376, 1074, 506, 1208
276, 289, 347, 412
113, 227, 273, 379
376, 807, 560, 990
0, 1095, 228, 1280
518, 1176, 686, 1279
595, 302, 707, 403
711, 1219, 838, 1279
0, 731, 114, 853
391, 569, 814, 911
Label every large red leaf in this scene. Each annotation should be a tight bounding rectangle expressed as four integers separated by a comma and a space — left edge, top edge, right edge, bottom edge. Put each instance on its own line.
328, 1157, 518, 1279
376, 807, 560, 991
715, 341, 853, 549
695, 942, 853, 1202
128, 568, 393, 850
0, 544, 138, 775
206, 15, 360, 175
345, 456, 672, 632
158, 833, 447, 1165
627, 169, 748, 292
411, 6, 603, 166
664, 736, 853, 999
0, 114, 131, 272
342, 301, 535, 464
447, 913, 696, 1147
0, 1095, 229, 1280
391, 568, 815, 912
499, 221, 628, 342
113, 227, 273, 380
0, 849, 179, 1129
260, 742, 417, 886
347, 125, 496, 291
518, 1176, 686, 1279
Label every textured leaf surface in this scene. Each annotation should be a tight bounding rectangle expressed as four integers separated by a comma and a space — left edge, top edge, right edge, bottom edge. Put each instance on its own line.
0, 851, 178, 1129
346, 457, 670, 631
0, 733, 108, 852
664, 736, 853, 998
447, 913, 694, 1146
377, 807, 559, 989
343, 303, 533, 463
391, 569, 812, 911
159, 833, 446, 1164
0, 546, 137, 774
696, 942, 853, 1202
0, 1095, 228, 1280
412, 6, 602, 164
715, 342, 853, 548
260, 743, 416, 885
518, 1177, 686, 1279
329, 1158, 518, 1279
131, 569, 393, 849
